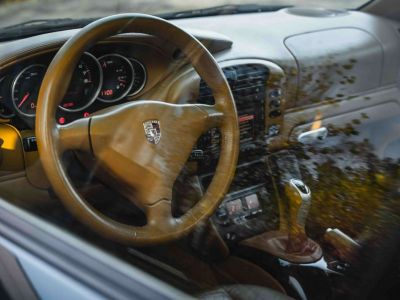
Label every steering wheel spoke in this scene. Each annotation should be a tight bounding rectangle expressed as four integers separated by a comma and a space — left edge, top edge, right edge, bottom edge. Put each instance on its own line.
56, 117, 91, 153
145, 200, 173, 229
194, 104, 225, 130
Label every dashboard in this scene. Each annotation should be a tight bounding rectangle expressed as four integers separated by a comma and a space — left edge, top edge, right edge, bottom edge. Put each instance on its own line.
0, 38, 287, 244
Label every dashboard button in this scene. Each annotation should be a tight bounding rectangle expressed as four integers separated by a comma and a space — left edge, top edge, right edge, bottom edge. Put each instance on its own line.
269, 88, 282, 99
269, 110, 282, 118
23, 136, 37, 152
190, 149, 205, 160
216, 207, 228, 219
268, 125, 280, 136
225, 232, 237, 241
269, 99, 281, 108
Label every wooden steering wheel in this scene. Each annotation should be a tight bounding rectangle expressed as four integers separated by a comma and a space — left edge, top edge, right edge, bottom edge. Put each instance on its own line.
36, 14, 239, 246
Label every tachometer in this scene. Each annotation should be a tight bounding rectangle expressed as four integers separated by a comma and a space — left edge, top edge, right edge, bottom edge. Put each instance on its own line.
97, 54, 134, 103
59, 52, 102, 112
12, 64, 46, 117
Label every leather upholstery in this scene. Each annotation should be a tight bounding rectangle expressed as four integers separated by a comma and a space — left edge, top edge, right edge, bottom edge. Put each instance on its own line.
241, 231, 323, 264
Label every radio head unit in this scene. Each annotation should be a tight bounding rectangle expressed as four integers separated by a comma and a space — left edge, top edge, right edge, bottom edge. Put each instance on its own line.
193, 64, 269, 167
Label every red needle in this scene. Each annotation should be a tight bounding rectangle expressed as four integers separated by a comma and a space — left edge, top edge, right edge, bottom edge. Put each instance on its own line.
18, 92, 30, 108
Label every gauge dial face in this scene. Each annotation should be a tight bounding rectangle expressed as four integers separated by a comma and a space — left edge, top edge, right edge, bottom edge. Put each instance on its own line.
12, 65, 46, 117
59, 52, 102, 112
98, 54, 134, 103
128, 58, 147, 96
0, 97, 13, 118
0, 77, 14, 118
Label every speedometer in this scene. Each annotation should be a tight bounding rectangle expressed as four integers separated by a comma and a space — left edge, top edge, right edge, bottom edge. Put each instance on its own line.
12, 64, 46, 117
59, 52, 102, 112
97, 54, 134, 103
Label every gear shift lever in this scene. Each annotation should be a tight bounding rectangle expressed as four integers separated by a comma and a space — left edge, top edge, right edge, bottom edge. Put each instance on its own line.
241, 177, 322, 263
241, 152, 322, 263
285, 179, 312, 252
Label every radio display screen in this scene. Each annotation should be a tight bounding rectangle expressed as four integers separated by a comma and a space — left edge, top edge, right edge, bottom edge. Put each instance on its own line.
226, 199, 243, 216
245, 194, 260, 210
238, 114, 256, 143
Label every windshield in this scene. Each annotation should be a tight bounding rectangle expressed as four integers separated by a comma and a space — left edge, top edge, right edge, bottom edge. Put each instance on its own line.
0, 0, 369, 28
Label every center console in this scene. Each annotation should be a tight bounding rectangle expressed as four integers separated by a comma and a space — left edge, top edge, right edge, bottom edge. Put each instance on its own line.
211, 178, 276, 243
189, 61, 360, 299
189, 61, 351, 299
192, 60, 287, 244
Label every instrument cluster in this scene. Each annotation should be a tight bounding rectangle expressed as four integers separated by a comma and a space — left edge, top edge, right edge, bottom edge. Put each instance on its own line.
0, 50, 146, 126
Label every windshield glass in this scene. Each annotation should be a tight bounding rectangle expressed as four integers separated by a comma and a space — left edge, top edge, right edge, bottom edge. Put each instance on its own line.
0, 0, 369, 28
5, 1, 400, 300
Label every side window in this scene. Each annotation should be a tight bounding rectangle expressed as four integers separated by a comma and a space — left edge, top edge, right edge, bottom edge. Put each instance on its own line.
0, 243, 36, 300
273, 94, 400, 298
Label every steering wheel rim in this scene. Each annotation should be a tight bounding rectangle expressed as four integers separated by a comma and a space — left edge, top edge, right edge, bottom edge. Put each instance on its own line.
36, 14, 239, 246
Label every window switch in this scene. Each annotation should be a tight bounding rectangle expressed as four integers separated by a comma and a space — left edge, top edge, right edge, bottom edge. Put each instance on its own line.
23, 136, 37, 152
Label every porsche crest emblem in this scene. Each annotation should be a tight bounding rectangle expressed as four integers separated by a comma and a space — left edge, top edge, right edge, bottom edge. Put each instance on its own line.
143, 120, 161, 144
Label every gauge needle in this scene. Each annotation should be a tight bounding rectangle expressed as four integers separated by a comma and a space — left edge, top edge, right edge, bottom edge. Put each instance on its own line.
18, 93, 30, 108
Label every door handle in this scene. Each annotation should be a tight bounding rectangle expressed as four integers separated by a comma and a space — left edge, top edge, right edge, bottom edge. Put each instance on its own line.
297, 127, 328, 144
